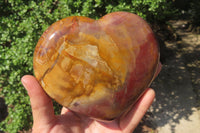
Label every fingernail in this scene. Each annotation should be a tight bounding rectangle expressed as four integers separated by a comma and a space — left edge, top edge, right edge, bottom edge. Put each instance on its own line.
21, 76, 28, 90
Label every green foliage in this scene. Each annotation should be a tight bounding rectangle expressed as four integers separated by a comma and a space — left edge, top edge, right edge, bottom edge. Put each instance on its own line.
190, 0, 200, 26
0, 0, 177, 132
105, 0, 177, 23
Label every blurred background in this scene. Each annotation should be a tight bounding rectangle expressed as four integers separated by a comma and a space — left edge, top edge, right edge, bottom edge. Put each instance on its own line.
0, 0, 199, 132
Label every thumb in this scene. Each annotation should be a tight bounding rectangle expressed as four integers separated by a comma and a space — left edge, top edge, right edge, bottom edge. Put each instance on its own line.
21, 75, 55, 126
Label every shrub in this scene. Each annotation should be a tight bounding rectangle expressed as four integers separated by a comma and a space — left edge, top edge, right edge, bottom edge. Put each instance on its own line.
0, 0, 176, 132
190, 0, 200, 26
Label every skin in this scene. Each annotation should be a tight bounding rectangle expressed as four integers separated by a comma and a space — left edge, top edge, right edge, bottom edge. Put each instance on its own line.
21, 75, 155, 133
21, 60, 161, 133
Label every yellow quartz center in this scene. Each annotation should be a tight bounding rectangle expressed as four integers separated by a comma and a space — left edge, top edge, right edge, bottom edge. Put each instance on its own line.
39, 32, 128, 107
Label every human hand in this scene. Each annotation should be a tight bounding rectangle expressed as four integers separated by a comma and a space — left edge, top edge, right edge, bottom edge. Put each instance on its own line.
21, 75, 156, 133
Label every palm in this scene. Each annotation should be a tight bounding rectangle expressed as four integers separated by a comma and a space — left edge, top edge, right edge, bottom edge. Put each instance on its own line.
22, 75, 155, 133
35, 107, 141, 133
51, 110, 121, 133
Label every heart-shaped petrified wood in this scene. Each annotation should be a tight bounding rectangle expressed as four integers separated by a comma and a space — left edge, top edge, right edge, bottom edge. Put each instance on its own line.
33, 12, 159, 121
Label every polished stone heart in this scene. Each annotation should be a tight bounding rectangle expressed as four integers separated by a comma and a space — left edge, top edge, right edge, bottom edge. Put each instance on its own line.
33, 12, 159, 120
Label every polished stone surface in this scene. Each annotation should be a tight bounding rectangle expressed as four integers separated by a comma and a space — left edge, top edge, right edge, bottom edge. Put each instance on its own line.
33, 12, 159, 120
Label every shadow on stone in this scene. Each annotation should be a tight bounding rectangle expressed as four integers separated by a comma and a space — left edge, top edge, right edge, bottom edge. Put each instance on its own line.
134, 20, 200, 133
